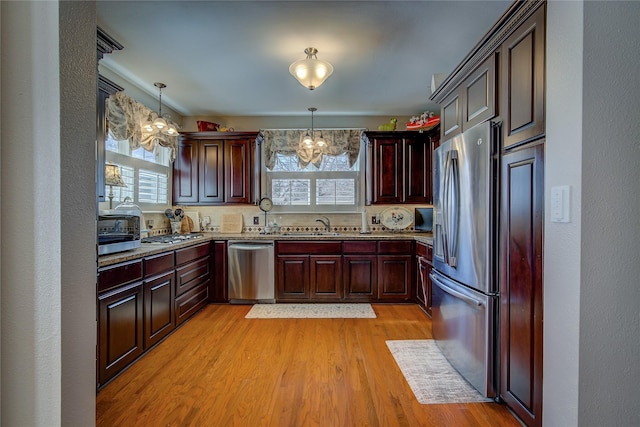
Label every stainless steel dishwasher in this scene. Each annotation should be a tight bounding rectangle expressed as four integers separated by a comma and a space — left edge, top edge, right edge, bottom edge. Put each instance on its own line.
227, 241, 275, 304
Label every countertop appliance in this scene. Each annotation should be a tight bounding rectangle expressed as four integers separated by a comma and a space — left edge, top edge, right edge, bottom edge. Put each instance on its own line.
430, 120, 499, 397
227, 241, 275, 304
98, 209, 141, 255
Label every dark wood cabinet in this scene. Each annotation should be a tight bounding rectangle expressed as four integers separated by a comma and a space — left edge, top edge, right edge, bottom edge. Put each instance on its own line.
175, 242, 210, 325
364, 129, 438, 204
501, 4, 545, 148
343, 255, 377, 300
210, 241, 227, 302
500, 142, 544, 427
143, 270, 175, 349
97, 260, 144, 386
441, 90, 462, 140
377, 240, 413, 301
463, 55, 496, 130
276, 241, 342, 301
415, 241, 433, 316
173, 132, 258, 205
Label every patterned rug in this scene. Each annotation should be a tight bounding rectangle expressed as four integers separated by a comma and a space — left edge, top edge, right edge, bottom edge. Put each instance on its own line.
386, 340, 494, 404
245, 303, 376, 319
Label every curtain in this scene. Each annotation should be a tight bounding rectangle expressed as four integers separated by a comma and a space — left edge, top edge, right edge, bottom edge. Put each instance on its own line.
259, 129, 364, 170
106, 91, 178, 161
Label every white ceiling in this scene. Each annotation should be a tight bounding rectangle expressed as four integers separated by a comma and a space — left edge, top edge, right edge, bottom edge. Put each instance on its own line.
97, 1, 511, 118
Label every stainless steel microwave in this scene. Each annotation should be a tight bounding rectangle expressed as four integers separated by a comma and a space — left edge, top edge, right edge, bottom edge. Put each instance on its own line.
98, 210, 141, 255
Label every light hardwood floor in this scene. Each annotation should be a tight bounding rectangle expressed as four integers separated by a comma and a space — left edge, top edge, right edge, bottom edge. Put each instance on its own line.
96, 304, 521, 426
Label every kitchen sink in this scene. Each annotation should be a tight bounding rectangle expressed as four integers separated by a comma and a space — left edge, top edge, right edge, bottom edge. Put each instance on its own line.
281, 232, 341, 237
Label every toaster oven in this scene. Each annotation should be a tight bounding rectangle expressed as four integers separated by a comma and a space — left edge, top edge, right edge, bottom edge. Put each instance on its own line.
98, 210, 141, 255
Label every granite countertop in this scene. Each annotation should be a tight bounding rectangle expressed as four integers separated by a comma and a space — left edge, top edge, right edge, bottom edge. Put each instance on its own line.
99, 231, 433, 268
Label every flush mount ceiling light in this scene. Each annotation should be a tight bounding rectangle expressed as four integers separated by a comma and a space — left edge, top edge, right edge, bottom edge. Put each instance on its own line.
142, 82, 178, 137
289, 47, 334, 90
300, 107, 326, 149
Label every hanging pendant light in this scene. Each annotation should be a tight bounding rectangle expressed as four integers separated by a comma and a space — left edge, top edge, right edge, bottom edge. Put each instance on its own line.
299, 107, 327, 149
143, 82, 178, 137
289, 47, 334, 90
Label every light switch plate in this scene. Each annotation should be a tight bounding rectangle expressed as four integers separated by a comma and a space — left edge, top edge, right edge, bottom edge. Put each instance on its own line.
551, 185, 570, 223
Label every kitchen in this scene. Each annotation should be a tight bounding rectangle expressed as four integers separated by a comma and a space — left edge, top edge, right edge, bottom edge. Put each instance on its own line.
2, 1, 639, 427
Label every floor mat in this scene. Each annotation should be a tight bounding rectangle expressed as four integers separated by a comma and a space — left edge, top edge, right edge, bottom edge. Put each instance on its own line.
245, 303, 376, 318
386, 340, 494, 404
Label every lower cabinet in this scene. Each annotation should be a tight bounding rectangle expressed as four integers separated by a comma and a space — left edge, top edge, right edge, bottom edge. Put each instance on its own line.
97, 242, 211, 389
98, 280, 144, 386
276, 240, 414, 302
276, 241, 342, 301
416, 241, 433, 316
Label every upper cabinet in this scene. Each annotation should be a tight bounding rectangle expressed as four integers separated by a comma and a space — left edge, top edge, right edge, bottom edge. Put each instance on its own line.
500, 5, 545, 148
173, 132, 259, 205
431, 0, 544, 148
364, 128, 439, 205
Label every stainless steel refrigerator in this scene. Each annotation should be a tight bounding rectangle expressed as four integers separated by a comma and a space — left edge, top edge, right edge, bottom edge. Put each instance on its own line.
431, 120, 499, 397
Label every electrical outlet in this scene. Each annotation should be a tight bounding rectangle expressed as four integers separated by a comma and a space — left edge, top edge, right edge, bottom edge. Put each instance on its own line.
371, 216, 378, 224
253, 216, 260, 225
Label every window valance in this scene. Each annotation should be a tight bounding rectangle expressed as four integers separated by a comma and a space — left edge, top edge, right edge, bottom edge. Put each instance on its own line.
258, 129, 364, 170
106, 91, 178, 161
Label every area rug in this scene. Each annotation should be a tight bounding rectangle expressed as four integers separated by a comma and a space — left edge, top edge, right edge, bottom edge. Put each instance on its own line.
245, 303, 376, 319
386, 340, 493, 404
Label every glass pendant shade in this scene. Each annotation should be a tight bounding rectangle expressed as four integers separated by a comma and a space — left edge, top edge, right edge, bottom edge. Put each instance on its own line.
289, 47, 334, 90
153, 116, 167, 130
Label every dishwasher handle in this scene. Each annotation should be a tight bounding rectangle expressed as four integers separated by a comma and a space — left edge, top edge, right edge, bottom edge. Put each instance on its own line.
228, 242, 274, 251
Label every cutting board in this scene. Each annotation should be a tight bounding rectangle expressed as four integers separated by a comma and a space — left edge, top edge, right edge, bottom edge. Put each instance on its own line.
220, 214, 243, 233
184, 210, 200, 232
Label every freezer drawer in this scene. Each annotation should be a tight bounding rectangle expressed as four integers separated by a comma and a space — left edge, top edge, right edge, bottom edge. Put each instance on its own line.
430, 269, 497, 397
228, 241, 275, 303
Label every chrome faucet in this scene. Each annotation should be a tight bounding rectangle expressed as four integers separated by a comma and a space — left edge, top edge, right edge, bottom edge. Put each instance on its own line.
315, 216, 330, 233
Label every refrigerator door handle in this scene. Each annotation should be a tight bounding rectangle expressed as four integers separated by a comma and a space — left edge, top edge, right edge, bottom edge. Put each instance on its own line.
448, 150, 460, 267
430, 272, 484, 307
442, 150, 453, 266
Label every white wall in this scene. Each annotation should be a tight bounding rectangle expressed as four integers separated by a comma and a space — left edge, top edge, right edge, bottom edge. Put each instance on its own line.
544, 1, 583, 424
578, 2, 640, 425
545, 1, 640, 426
0, 1, 96, 425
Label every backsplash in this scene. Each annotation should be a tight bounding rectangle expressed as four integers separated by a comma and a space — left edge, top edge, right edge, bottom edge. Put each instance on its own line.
141, 204, 432, 236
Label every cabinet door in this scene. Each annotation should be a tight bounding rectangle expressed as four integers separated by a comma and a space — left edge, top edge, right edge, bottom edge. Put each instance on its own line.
98, 282, 144, 386
377, 255, 411, 301
404, 135, 431, 203
500, 143, 544, 427
310, 255, 342, 300
144, 271, 175, 349
417, 257, 433, 316
199, 140, 224, 203
211, 241, 227, 302
501, 5, 545, 148
343, 255, 377, 300
276, 255, 309, 300
173, 139, 199, 204
441, 89, 462, 140
372, 138, 402, 204
224, 139, 250, 204
463, 55, 496, 130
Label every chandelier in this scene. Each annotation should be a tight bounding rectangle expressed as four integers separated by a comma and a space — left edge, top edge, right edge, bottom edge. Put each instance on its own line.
142, 82, 178, 137
289, 47, 334, 90
300, 107, 325, 149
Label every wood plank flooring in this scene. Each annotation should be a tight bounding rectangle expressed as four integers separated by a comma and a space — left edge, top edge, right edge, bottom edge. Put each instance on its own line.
96, 304, 522, 427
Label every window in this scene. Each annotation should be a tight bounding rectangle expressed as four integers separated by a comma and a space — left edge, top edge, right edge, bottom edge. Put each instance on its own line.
265, 151, 361, 213
104, 132, 171, 210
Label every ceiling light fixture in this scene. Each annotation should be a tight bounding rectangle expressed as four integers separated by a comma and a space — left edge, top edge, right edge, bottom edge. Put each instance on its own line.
289, 47, 334, 90
143, 82, 178, 137
300, 107, 326, 149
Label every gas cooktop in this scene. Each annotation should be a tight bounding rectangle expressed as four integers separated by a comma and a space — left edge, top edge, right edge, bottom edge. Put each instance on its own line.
142, 233, 204, 244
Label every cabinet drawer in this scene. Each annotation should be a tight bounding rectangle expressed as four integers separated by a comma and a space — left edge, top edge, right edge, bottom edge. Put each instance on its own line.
175, 282, 209, 326
144, 251, 175, 277
175, 242, 210, 265
342, 241, 376, 254
98, 259, 143, 293
175, 256, 210, 296
416, 242, 433, 260
277, 241, 342, 255
378, 240, 413, 254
